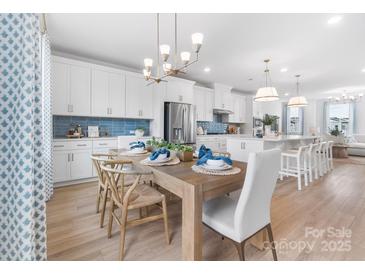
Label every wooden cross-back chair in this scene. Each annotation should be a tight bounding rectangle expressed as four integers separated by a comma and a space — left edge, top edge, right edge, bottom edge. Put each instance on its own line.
91, 153, 132, 228
100, 162, 170, 260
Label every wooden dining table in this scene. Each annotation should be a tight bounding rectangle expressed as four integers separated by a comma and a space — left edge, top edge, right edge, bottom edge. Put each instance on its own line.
112, 149, 266, 260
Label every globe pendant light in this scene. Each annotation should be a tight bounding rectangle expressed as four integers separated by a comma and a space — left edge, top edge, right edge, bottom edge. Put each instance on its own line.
254, 59, 279, 102
288, 75, 308, 107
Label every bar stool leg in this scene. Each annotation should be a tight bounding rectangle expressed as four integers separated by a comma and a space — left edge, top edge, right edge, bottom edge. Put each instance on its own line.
296, 156, 302, 191
314, 152, 318, 180
280, 155, 284, 180
304, 154, 308, 186
308, 153, 313, 183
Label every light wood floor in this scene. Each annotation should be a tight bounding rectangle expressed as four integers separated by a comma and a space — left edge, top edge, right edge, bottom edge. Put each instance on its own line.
47, 158, 365, 260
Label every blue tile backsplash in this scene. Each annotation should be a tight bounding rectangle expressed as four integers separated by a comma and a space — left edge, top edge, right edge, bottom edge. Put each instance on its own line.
197, 121, 228, 134
53, 116, 150, 138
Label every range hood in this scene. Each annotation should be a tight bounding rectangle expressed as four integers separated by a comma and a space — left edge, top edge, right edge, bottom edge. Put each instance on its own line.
213, 107, 234, 114
213, 83, 234, 114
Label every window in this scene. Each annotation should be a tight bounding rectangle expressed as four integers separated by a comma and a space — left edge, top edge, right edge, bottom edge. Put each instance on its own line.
327, 103, 353, 136
285, 106, 304, 135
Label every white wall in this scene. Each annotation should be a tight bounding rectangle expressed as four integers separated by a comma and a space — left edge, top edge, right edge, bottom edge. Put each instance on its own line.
355, 100, 365, 134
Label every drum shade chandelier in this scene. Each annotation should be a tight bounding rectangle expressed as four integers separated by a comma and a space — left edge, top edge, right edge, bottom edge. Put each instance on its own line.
254, 59, 279, 102
288, 75, 308, 107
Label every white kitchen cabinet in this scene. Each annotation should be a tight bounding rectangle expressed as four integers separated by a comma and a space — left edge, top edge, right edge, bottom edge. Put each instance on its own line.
229, 94, 246, 123
52, 57, 91, 116
53, 140, 93, 183
70, 65, 91, 115
91, 69, 126, 117
108, 72, 126, 117
52, 62, 69, 115
196, 136, 227, 152
227, 138, 264, 162
214, 83, 232, 111
205, 90, 214, 122
125, 74, 153, 119
194, 86, 214, 122
70, 150, 93, 180
194, 87, 205, 121
91, 69, 109, 116
53, 150, 71, 182
165, 78, 195, 104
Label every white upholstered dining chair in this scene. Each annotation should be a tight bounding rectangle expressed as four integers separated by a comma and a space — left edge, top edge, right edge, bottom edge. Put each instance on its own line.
202, 149, 281, 261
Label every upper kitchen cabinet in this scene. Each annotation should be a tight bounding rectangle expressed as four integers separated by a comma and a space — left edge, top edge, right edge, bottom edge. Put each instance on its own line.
194, 86, 214, 122
91, 67, 126, 117
125, 73, 153, 119
165, 78, 195, 104
52, 56, 91, 116
229, 93, 246, 123
213, 83, 233, 111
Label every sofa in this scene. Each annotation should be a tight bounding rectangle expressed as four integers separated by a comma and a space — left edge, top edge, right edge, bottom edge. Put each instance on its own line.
348, 134, 365, 157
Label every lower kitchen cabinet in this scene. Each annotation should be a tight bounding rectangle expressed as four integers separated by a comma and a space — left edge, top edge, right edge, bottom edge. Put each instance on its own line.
227, 138, 264, 162
53, 138, 118, 185
53, 150, 71, 182
196, 136, 227, 152
70, 150, 93, 180
53, 150, 93, 183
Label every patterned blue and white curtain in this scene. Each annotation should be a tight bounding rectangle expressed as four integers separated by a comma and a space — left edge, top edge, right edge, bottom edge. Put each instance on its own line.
41, 33, 53, 201
0, 14, 47, 260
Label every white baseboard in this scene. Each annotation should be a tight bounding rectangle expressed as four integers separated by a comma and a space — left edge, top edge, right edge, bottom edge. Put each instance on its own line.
54, 177, 97, 188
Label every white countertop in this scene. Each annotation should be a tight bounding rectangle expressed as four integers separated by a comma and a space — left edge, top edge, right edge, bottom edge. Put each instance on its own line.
53, 136, 153, 142
226, 135, 319, 142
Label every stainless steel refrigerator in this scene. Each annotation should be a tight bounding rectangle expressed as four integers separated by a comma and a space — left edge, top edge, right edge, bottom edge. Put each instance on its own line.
164, 102, 196, 144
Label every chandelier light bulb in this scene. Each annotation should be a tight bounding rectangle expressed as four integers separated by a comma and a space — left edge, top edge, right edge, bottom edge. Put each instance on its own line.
163, 63, 172, 72
160, 44, 170, 62
181, 51, 191, 65
144, 58, 153, 70
143, 69, 151, 79
359, 93, 364, 98
192, 33, 203, 52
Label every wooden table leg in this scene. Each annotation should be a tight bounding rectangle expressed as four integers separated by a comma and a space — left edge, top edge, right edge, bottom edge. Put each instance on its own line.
249, 230, 267, 250
182, 183, 203, 260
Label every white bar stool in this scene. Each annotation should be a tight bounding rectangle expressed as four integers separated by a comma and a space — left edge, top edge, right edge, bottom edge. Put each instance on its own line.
317, 142, 328, 176
307, 143, 319, 182
279, 145, 309, 190
327, 141, 334, 170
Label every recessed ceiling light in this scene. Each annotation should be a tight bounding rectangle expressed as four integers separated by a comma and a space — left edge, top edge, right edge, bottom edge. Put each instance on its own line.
327, 15, 342, 25
361, 68, 365, 73
280, 68, 288, 72
203, 67, 211, 73
284, 93, 289, 96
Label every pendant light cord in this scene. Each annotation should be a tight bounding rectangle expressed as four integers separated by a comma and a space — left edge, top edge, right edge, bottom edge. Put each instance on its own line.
157, 13, 160, 77
174, 13, 178, 69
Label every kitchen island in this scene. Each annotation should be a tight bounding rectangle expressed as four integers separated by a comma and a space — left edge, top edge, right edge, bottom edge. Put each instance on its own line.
227, 135, 319, 162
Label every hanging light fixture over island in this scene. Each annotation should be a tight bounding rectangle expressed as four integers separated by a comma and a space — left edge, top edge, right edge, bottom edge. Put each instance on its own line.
254, 59, 279, 102
288, 75, 308, 107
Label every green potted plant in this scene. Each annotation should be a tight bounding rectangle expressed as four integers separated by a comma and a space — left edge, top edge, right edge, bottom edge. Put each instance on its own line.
134, 127, 145, 138
260, 114, 279, 136
329, 125, 345, 144
175, 144, 194, 162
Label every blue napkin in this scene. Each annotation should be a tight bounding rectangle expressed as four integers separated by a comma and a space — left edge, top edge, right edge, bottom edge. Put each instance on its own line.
196, 150, 233, 166
149, 148, 170, 161
129, 141, 145, 150
198, 145, 212, 159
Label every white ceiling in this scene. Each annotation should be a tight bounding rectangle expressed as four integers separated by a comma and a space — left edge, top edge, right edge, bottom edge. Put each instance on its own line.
47, 13, 365, 99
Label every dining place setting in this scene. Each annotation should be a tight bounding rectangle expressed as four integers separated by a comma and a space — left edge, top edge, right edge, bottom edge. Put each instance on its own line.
191, 145, 242, 176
